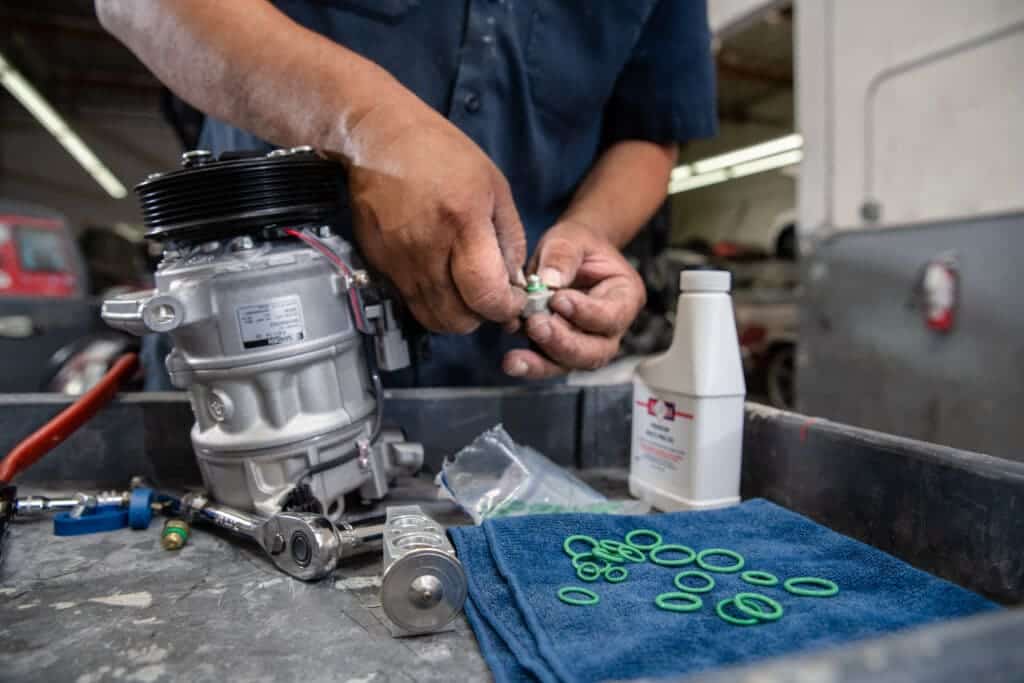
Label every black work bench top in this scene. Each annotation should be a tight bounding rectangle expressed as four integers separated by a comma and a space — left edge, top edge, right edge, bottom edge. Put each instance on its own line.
2, 387, 1024, 682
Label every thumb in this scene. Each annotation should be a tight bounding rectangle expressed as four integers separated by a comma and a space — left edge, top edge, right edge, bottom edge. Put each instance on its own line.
535, 228, 585, 289
491, 174, 528, 284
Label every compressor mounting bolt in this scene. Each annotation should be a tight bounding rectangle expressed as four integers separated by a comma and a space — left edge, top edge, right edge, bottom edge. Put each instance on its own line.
207, 392, 232, 422
181, 149, 213, 167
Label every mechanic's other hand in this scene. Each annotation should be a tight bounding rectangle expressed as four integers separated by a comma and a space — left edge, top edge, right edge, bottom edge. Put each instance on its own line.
341, 94, 526, 334
502, 219, 646, 379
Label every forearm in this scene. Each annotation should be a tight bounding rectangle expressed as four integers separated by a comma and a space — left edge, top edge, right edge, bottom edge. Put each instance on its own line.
95, 0, 408, 162
560, 140, 677, 248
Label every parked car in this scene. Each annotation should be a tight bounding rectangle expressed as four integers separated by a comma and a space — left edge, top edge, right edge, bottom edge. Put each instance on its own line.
0, 200, 101, 392
732, 263, 798, 410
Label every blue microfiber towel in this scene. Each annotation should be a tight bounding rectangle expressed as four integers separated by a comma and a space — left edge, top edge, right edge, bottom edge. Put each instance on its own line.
449, 499, 998, 683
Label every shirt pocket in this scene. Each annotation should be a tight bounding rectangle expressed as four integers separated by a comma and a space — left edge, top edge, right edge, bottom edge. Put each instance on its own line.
525, 1, 656, 128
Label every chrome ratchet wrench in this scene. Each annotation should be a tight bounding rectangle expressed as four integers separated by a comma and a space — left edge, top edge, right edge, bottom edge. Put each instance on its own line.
178, 493, 376, 581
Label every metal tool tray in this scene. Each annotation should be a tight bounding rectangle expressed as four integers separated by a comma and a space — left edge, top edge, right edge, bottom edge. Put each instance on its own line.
1, 386, 1021, 682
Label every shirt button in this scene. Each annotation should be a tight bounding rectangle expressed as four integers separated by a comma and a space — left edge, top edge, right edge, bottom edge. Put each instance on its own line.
463, 91, 481, 113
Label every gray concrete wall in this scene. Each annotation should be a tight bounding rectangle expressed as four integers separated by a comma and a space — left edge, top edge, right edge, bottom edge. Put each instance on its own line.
797, 211, 1024, 461
797, 0, 1024, 237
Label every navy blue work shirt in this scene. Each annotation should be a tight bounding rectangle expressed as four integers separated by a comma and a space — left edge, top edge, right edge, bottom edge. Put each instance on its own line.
200, 0, 717, 387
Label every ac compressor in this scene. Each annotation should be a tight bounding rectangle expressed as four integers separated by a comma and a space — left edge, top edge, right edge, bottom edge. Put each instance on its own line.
102, 148, 422, 519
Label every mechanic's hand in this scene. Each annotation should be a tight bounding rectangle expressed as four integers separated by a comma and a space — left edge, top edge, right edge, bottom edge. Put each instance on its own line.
502, 219, 646, 378
341, 94, 527, 334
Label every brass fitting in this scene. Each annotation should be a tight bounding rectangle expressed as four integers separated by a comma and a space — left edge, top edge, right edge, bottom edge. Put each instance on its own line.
161, 518, 190, 550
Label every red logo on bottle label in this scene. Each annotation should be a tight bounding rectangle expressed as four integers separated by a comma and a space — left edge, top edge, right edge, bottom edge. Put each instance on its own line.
636, 397, 693, 422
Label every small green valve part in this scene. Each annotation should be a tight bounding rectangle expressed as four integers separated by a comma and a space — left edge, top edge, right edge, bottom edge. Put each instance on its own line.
525, 274, 548, 293
161, 518, 190, 551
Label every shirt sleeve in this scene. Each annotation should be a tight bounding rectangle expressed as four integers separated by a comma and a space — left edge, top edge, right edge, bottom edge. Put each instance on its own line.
602, 0, 718, 146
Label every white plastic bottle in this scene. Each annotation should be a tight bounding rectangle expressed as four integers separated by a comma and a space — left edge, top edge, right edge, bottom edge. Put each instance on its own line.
629, 269, 746, 511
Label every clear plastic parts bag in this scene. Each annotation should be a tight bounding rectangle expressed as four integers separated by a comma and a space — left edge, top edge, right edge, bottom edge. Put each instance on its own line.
437, 425, 649, 524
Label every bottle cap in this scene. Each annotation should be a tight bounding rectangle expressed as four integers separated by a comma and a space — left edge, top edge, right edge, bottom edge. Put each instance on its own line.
679, 269, 731, 293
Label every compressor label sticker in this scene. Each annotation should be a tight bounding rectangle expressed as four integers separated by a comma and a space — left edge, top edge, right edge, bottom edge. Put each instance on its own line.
236, 295, 306, 349
632, 386, 693, 473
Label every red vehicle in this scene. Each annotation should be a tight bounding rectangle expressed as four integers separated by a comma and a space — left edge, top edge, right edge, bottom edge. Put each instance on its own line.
0, 201, 98, 392
0, 213, 81, 299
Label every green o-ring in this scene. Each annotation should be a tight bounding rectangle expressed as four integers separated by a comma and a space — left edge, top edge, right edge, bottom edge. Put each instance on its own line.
592, 546, 627, 564
576, 562, 602, 582
599, 539, 627, 552
696, 548, 745, 573
715, 598, 758, 626
655, 592, 703, 612
733, 592, 784, 621
784, 577, 839, 597
625, 528, 662, 550
673, 570, 715, 594
741, 570, 779, 587
563, 535, 599, 558
615, 545, 646, 563
558, 586, 600, 606
649, 544, 697, 567
604, 566, 629, 583
571, 552, 596, 569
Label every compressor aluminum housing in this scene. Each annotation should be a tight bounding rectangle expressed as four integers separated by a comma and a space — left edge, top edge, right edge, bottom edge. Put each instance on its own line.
102, 148, 421, 518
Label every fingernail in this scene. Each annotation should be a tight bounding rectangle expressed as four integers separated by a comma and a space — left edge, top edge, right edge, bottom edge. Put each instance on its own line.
539, 268, 562, 289
530, 318, 552, 342
506, 359, 528, 377
514, 268, 527, 287
550, 296, 573, 318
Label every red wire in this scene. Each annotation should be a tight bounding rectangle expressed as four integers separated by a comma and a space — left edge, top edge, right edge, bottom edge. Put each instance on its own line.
0, 352, 139, 482
284, 229, 370, 333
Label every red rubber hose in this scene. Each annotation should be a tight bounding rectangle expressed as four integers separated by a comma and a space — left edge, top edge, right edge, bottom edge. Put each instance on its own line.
0, 352, 139, 482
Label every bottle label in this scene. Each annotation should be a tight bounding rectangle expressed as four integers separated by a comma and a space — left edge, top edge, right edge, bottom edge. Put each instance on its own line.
632, 383, 694, 474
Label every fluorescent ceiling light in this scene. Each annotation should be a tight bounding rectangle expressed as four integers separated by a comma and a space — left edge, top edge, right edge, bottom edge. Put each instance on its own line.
731, 148, 803, 178
668, 135, 803, 195
0, 51, 127, 199
669, 169, 729, 194
692, 133, 802, 175
670, 165, 693, 182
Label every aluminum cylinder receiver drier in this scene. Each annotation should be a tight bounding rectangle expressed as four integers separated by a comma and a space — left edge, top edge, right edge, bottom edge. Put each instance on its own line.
101, 148, 423, 519
380, 505, 467, 635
